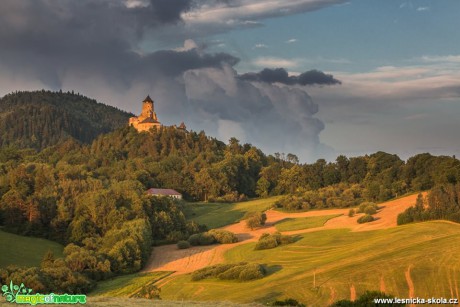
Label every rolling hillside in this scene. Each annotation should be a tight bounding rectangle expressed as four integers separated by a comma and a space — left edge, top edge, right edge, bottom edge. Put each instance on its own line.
183, 197, 281, 229
0, 230, 64, 267
134, 194, 458, 306
160, 221, 460, 305
0, 91, 132, 149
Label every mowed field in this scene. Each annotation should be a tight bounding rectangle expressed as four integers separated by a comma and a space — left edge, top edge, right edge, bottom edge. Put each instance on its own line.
160, 221, 460, 305
182, 197, 281, 229
274, 214, 342, 232
84, 193, 460, 306
146, 193, 460, 305
0, 230, 64, 268
90, 271, 173, 297
145, 194, 422, 277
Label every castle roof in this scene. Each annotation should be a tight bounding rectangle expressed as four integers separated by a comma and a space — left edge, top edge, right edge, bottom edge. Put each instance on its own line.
143, 95, 153, 103
179, 122, 186, 129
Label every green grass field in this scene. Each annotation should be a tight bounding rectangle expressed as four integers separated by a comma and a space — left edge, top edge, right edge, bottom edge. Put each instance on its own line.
182, 197, 281, 229
90, 271, 173, 297
0, 296, 263, 307
274, 214, 342, 232
160, 221, 460, 305
0, 230, 64, 268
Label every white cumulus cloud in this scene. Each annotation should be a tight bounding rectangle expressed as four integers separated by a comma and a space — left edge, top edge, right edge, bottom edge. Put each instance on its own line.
253, 57, 300, 68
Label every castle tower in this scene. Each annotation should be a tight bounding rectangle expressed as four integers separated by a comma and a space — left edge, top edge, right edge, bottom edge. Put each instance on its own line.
129, 95, 161, 132
139, 95, 158, 122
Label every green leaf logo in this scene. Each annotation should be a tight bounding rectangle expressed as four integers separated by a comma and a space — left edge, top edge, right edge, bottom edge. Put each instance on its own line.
1, 281, 33, 303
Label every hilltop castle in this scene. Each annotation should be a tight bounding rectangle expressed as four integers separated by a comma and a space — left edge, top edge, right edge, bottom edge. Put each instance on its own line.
129, 95, 186, 132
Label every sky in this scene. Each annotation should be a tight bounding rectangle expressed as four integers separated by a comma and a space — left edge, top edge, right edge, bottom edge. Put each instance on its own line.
0, 0, 459, 162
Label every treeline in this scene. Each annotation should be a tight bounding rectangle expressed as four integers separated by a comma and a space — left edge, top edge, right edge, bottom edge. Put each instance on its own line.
0, 90, 131, 150
274, 152, 460, 211
398, 184, 460, 225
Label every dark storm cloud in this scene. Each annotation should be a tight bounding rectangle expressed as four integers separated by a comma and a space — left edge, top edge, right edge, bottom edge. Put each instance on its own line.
0, 0, 193, 52
142, 0, 193, 23
143, 50, 239, 77
0, 0, 239, 89
0, 0, 335, 162
239, 68, 341, 86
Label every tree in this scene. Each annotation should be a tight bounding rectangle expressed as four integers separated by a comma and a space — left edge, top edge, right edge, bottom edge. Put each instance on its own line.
245, 212, 267, 230
286, 153, 299, 164
41, 250, 55, 269
256, 177, 270, 197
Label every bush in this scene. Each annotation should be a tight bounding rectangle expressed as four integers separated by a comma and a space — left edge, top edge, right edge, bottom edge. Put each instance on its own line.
132, 283, 161, 299
177, 240, 191, 249
255, 236, 279, 250
348, 209, 355, 217
217, 265, 246, 280
271, 298, 305, 306
191, 263, 237, 281
255, 232, 294, 250
187, 233, 201, 246
363, 206, 377, 215
187, 230, 238, 246
192, 263, 266, 282
237, 263, 266, 281
245, 211, 267, 230
358, 202, 377, 214
259, 233, 271, 240
397, 212, 413, 225
357, 214, 374, 224
208, 229, 238, 244
187, 232, 217, 246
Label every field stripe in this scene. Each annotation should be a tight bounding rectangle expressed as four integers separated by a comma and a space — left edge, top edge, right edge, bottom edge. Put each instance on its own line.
405, 265, 415, 300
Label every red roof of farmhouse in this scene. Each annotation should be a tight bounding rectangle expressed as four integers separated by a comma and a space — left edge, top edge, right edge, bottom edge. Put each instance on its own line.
147, 188, 181, 196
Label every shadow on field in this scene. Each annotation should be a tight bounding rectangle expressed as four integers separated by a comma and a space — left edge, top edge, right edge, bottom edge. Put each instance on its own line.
272, 218, 292, 226
264, 264, 283, 276
286, 235, 303, 243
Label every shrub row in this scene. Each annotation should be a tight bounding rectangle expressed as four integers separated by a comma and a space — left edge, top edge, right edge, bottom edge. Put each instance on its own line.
191, 262, 266, 282
208, 229, 239, 244
254, 232, 294, 250
178, 229, 238, 248
357, 214, 374, 224
187, 232, 216, 246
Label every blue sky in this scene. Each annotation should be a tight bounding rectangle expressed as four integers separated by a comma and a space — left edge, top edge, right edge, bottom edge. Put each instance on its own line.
1, 0, 459, 161
208, 1, 460, 72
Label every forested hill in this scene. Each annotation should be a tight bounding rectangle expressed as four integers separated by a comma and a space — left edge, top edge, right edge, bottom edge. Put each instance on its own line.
0, 90, 132, 149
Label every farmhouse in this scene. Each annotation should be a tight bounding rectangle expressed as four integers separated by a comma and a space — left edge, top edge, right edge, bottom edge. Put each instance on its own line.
147, 188, 182, 200
129, 95, 187, 132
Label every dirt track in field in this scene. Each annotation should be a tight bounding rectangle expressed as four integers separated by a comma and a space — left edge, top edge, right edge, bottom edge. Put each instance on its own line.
405, 265, 415, 306
143, 193, 423, 278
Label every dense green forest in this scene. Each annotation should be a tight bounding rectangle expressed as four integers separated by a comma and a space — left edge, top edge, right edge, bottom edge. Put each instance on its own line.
1, 91, 460, 295
398, 184, 460, 225
0, 91, 131, 149
272, 152, 460, 211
